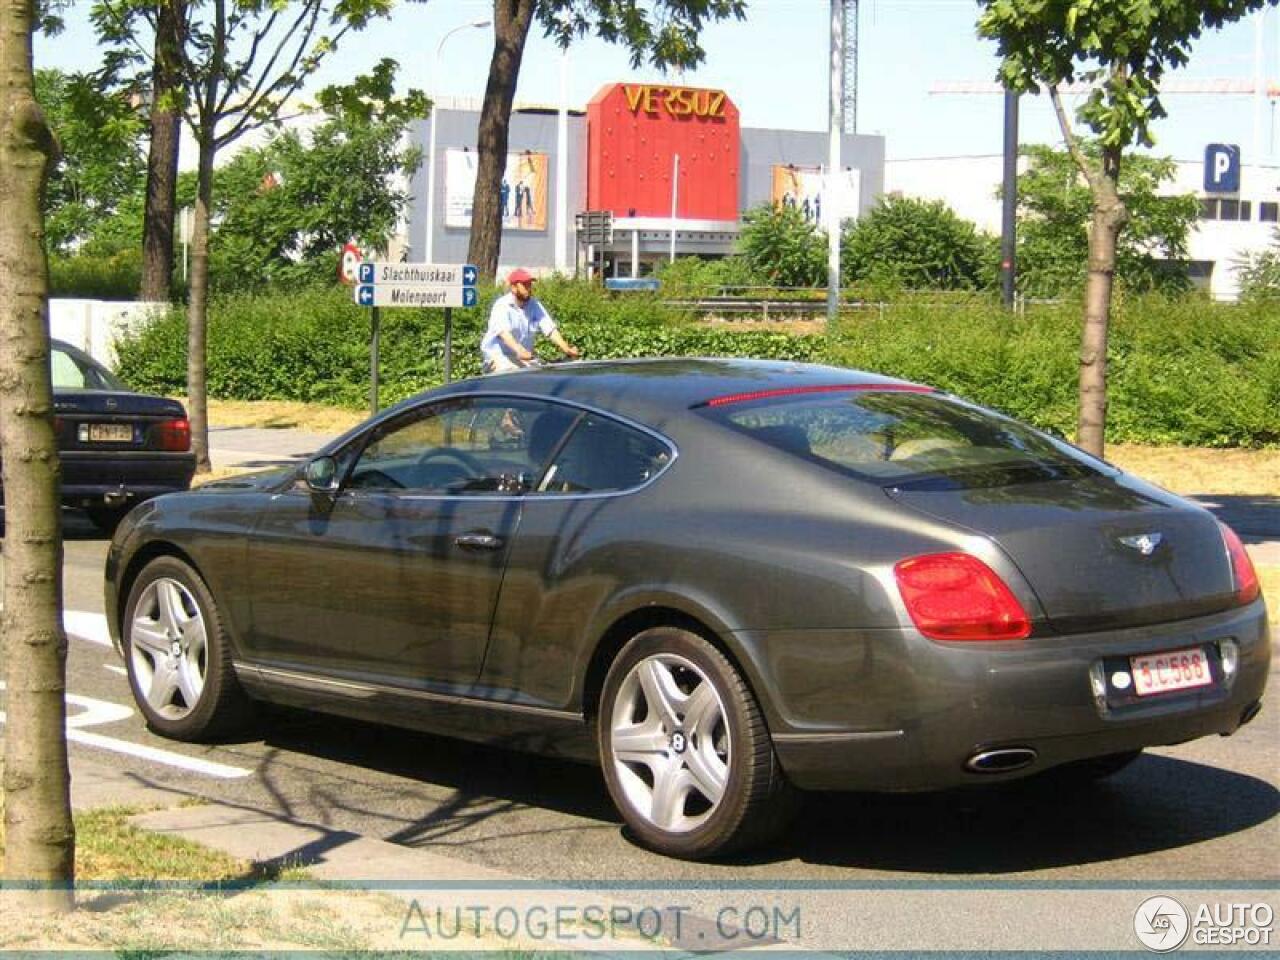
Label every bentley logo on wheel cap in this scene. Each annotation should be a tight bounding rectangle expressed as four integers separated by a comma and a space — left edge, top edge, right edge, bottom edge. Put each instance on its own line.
1119, 532, 1163, 556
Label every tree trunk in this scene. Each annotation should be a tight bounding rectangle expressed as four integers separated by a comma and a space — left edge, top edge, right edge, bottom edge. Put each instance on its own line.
140, 0, 186, 303
186, 134, 214, 473
467, 0, 536, 281
0, 0, 76, 912
1076, 144, 1127, 458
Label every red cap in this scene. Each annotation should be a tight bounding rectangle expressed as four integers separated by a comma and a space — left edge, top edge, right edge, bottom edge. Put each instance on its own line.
507, 268, 536, 285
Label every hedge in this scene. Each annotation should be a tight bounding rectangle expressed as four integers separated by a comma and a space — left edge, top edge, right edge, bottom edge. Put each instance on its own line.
114, 281, 1280, 447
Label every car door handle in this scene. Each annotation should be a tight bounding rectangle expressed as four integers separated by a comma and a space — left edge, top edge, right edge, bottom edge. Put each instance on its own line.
454, 532, 505, 551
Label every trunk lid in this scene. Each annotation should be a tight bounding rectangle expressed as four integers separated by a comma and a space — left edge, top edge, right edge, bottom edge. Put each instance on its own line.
53, 390, 189, 453
888, 468, 1236, 632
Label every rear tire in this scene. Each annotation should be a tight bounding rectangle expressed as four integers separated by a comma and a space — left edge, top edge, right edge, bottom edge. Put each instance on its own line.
598, 627, 797, 860
122, 555, 252, 741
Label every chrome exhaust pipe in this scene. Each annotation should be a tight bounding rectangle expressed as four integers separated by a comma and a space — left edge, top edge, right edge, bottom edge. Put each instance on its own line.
965, 747, 1038, 774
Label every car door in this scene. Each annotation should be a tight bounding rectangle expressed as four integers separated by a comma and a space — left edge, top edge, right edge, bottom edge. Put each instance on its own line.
480, 412, 676, 707
245, 395, 564, 690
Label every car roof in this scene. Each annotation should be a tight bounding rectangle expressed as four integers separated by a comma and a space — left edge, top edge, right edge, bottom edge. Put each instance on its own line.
443, 358, 925, 424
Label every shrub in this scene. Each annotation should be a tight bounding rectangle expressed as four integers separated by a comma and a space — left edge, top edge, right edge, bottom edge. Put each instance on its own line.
50, 250, 142, 300
654, 255, 762, 297
841, 195, 996, 291
737, 204, 827, 288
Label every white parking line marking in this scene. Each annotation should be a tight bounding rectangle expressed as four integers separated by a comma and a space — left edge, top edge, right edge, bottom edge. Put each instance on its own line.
103, 664, 128, 677
0, 682, 251, 779
62, 728, 252, 779
64, 610, 113, 648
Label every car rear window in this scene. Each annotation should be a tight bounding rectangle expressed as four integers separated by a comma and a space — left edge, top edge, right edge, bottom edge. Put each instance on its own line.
52, 347, 126, 391
703, 389, 1114, 489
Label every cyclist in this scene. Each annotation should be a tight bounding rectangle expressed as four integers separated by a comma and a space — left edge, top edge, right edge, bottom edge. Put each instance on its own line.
480, 268, 580, 373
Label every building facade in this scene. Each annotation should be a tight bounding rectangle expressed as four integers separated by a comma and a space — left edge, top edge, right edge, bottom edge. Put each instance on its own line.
408, 83, 885, 279
885, 150, 1280, 301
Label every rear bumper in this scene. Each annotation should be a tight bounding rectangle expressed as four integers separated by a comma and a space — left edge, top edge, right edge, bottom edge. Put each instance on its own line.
759, 600, 1271, 791
56, 450, 196, 506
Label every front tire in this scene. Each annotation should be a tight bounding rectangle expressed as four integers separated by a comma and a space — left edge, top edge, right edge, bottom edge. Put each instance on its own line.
598, 627, 796, 859
122, 555, 251, 740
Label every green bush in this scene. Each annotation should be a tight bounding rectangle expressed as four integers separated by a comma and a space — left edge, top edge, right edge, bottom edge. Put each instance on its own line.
50, 250, 142, 299
828, 296, 1280, 447
654, 255, 761, 297
114, 281, 1280, 447
841, 195, 997, 291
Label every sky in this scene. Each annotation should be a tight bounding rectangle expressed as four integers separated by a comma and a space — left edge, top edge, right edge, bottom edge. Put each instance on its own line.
32, 0, 1280, 166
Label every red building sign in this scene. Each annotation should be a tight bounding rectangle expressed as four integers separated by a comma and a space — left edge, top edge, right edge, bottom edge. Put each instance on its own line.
586, 82, 740, 222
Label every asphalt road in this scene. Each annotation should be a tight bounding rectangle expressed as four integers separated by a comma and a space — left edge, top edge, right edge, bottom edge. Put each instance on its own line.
0, 508, 1274, 887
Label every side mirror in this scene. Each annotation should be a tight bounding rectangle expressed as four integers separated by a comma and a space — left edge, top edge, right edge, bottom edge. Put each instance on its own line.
304, 456, 339, 494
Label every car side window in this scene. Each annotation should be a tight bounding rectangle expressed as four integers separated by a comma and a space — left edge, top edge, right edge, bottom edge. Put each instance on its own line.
346, 397, 575, 495
538, 415, 670, 494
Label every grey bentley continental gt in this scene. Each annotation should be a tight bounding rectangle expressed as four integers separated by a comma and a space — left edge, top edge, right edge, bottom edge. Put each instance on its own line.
104, 359, 1269, 859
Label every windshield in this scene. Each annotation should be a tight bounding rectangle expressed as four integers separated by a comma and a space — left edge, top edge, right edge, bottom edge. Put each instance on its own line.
703, 389, 1115, 490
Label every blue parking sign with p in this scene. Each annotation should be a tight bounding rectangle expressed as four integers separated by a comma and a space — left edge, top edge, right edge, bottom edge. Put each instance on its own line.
1204, 144, 1241, 193
358, 263, 375, 284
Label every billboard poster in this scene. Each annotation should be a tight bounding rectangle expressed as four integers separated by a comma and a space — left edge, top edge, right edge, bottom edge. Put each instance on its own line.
771, 164, 862, 223
445, 150, 549, 231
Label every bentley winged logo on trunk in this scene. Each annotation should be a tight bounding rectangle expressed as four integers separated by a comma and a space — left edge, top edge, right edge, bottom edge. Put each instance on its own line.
1119, 532, 1164, 556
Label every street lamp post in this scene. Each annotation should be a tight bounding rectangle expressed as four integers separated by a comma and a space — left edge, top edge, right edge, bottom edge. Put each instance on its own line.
425, 18, 491, 264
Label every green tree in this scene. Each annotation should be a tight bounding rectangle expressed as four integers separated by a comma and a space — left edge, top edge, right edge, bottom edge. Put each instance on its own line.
736, 203, 827, 288
467, 1, 747, 281
139, 0, 187, 302
34, 68, 146, 254
209, 66, 423, 291
978, 0, 1278, 456
841, 195, 995, 291
94, 0, 400, 472
1, 0, 75, 915
1237, 227, 1280, 301
1016, 143, 1199, 297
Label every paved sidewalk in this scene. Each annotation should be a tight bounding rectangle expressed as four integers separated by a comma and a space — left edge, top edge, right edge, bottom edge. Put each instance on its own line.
209, 425, 335, 471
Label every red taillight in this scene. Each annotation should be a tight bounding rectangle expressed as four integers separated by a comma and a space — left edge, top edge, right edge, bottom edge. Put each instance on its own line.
1220, 522, 1260, 606
155, 417, 191, 452
893, 552, 1031, 642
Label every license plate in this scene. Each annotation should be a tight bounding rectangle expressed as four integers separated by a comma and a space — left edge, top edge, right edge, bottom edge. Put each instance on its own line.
1130, 646, 1213, 697
88, 423, 134, 442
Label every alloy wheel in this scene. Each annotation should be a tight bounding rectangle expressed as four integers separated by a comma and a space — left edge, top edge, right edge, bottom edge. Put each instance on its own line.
129, 577, 208, 720
609, 653, 730, 833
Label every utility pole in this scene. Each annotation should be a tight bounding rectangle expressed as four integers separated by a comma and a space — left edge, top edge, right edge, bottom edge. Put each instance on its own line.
1000, 89, 1019, 308
827, 0, 844, 324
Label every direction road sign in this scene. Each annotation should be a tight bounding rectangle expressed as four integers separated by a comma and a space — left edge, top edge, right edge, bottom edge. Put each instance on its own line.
355, 284, 478, 308
357, 261, 478, 287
